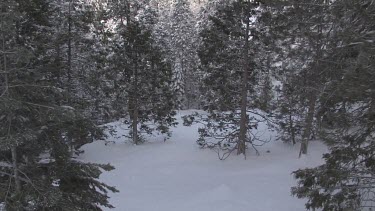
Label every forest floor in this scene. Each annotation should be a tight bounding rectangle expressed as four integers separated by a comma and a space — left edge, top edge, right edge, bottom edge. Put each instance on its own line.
80, 110, 327, 211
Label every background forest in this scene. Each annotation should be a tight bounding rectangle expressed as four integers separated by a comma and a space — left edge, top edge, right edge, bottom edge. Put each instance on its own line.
0, 0, 374, 210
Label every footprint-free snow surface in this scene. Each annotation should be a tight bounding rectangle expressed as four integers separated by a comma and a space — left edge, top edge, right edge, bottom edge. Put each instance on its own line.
80, 110, 327, 211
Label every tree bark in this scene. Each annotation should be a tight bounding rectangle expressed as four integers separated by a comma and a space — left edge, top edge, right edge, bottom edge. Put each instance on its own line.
289, 113, 296, 145
67, 1, 74, 154
299, 94, 317, 157
11, 147, 21, 194
2, 17, 21, 194
238, 2, 251, 156
67, 0, 72, 98
132, 52, 139, 145
299, 0, 326, 157
132, 104, 139, 145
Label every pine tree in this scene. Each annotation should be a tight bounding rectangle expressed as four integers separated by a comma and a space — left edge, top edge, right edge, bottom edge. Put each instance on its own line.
153, 0, 200, 109
290, 0, 375, 209
80, 0, 117, 123
275, 75, 304, 145
108, 0, 177, 144
0, 0, 118, 209
184, 0, 270, 158
169, 0, 200, 109
265, 0, 334, 156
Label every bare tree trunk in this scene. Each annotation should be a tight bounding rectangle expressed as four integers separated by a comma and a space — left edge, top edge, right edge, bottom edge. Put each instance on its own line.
299, 94, 317, 157
11, 147, 21, 194
2, 16, 8, 97
289, 114, 296, 145
238, 3, 251, 156
238, 69, 248, 155
2, 16, 21, 194
67, 0, 72, 100
132, 106, 139, 145
67, 2, 74, 154
299, 1, 326, 157
180, 54, 187, 109
132, 54, 139, 145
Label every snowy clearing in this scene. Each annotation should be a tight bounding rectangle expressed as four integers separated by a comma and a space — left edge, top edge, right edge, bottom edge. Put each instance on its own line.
80, 110, 327, 211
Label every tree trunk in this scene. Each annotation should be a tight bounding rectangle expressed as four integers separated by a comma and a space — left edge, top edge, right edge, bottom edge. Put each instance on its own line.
132, 53, 139, 145
289, 113, 296, 145
132, 104, 138, 145
2, 16, 8, 97
11, 147, 21, 194
238, 3, 251, 156
0, 14, 21, 194
67, 2, 74, 153
2, 17, 21, 194
299, 0, 325, 157
299, 94, 317, 157
67, 0, 72, 101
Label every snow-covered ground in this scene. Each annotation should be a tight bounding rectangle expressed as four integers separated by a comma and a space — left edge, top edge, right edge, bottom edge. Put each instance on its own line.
80, 110, 327, 211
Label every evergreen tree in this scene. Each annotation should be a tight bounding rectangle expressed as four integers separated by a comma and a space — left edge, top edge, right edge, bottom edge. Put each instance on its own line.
256, 71, 274, 112
108, 0, 177, 144
47, 0, 96, 105
184, 0, 271, 158
0, 0, 117, 209
169, 0, 200, 109
275, 76, 304, 145
81, 0, 119, 123
265, 0, 334, 156
290, 0, 375, 209
153, 0, 200, 109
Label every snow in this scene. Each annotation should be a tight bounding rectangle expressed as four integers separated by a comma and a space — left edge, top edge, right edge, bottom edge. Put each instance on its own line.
0, 161, 11, 168
80, 110, 328, 211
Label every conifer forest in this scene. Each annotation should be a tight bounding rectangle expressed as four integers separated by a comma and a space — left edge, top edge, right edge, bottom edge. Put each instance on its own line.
0, 0, 374, 210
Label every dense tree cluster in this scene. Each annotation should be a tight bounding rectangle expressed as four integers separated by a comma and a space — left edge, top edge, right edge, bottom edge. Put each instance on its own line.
0, 0, 117, 210
264, 0, 375, 209
1, 0, 374, 210
187, 0, 375, 209
0, 0, 176, 209
184, 0, 270, 158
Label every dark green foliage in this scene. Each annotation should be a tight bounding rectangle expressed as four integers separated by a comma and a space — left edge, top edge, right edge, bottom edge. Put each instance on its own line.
198, 0, 258, 111
169, 0, 200, 109
0, 0, 117, 210
2, 160, 117, 210
107, 0, 177, 143
276, 0, 375, 209
184, 111, 261, 160
264, 0, 335, 148
292, 143, 374, 210
186, 0, 273, 158
275, 77, 305, 145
